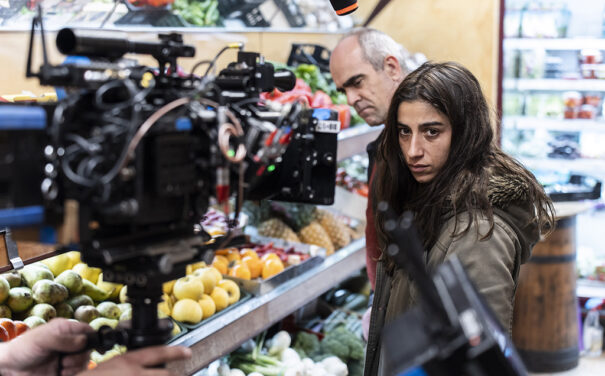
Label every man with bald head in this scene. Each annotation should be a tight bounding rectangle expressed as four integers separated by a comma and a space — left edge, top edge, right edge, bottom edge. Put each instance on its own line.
330, 28, 412, 290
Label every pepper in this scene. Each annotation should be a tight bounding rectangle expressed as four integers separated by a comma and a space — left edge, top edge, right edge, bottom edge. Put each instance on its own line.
311, 90, 333, 108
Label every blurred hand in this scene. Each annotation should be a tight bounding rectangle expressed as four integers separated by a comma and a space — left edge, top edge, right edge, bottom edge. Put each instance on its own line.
80, 345, 192, 376
0, 318, 93, 376
362, 306, 371, 341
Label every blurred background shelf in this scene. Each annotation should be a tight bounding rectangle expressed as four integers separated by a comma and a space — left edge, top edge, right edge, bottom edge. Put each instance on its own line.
504, 79, 605, 92
337, 124, 382, 161
503, 116, 605, 133
520, 157, 605, 168
504, 38, 605, 51
577, 278, 605, 300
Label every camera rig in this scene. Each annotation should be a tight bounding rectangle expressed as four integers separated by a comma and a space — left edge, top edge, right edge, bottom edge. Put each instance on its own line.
0, 9, 339, 351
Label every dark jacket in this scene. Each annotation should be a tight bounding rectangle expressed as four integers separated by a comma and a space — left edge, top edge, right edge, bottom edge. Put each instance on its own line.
364, 170, 541, 376
366, 129, 383, 183
365, 130, 384, 289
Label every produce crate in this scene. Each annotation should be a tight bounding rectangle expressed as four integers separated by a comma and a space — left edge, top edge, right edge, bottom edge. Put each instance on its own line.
224, 234, 325, 296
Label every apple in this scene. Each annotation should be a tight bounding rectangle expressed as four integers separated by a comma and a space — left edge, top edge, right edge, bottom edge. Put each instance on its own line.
191, 268, 217, 295
171, 299, 202, 324
172, 276, 204, 301
210, 287, 229, 312
198, 294, 216, 319
217, 280, 240, 305
162, 280, 176, 295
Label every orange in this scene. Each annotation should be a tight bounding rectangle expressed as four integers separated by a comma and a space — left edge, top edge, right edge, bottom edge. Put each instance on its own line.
0, 325, 8, 342
215, 248, 231, 256
262, 258, 285, 279
213, 254, 228, 265
0, 319, 16, 340
216, 248, 241, 263
13, 321, 28, 337
242, 255, 262, 279
260, 252, 280, 263
240, 248, 259, 260
225, 250, 241, 263
229, 262, 251, 280
212, 255, 228, 275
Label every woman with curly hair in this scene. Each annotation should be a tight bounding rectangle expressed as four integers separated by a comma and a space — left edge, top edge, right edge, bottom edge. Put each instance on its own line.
364, 61, 555, 376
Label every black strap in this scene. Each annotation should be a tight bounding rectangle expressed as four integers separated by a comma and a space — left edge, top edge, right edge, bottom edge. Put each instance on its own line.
363, 0, 394, 27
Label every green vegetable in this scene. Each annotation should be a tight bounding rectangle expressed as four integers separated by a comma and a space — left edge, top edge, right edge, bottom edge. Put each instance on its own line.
294, 64, 332, 95
348, 359, 365, 376
268, 330, 291, 356
204, 1, 219, 25
320, 326, 365, 362
172, 0, 220, 26
292, 331, 320, 358
228, 353, 284, 376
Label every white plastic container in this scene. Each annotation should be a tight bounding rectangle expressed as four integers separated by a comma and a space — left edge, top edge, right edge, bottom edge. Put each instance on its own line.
582, 310, 603, 357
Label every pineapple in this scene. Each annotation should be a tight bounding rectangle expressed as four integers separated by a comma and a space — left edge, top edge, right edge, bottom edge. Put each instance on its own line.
269, 202, 317, 231
257, 218, 301, 242
243, 201, 273, 226
290, 204, 317, 230
314, 209, 351, 250
298, 221, 335, 255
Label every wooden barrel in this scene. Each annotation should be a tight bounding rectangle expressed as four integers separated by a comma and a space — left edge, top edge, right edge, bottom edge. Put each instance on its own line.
512, 216, 579, 372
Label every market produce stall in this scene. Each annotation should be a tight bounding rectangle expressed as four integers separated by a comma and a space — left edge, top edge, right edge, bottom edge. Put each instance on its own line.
169, 238, 365, 374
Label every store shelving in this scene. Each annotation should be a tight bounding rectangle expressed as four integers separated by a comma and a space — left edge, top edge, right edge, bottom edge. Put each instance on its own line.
577, 278, 605, 300
503, 116, 605, 133
503, 78, 605, 92
519, 157, 605, 179
337, 124, 383, 161
501, 2, 605, 207
168, 238, 366, 374
504, 38, 605, 51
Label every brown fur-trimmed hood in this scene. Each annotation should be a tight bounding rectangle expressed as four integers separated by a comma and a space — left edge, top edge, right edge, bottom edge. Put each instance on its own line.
488, 173, 530, 209
487, 170, 540, 265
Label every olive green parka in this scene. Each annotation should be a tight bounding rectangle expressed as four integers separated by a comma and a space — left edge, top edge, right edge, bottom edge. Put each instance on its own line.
364, 172, 541, 376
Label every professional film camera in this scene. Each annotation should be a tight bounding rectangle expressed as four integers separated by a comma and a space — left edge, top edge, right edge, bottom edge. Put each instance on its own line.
0, 10, 339, 351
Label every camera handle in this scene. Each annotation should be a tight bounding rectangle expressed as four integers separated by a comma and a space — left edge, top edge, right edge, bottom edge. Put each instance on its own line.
56, 283, 172, 375
88, 282, 173, 349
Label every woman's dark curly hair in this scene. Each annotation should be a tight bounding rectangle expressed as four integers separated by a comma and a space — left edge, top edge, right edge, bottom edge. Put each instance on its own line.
372, 61, 554, 250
